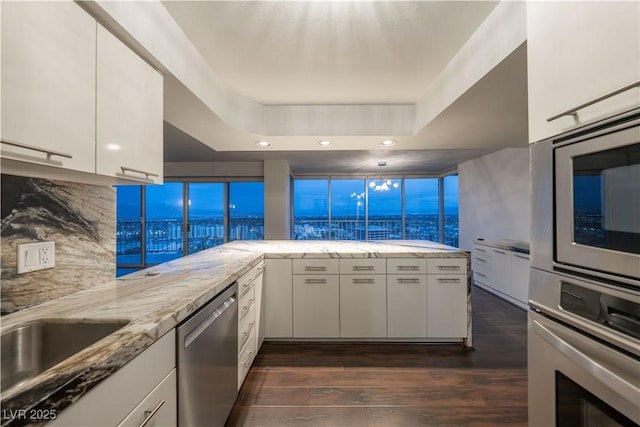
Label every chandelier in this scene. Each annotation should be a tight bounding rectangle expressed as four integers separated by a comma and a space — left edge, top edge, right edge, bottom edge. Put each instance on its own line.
369, 179, 399, 192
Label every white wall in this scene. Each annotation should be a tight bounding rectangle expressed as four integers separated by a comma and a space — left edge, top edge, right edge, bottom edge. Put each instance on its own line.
164, 161, 263, 178
264, 160, 291, 240
458, 147, 530, 251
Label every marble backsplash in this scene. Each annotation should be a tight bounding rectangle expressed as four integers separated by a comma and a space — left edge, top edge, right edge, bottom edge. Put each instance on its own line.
1, 174, 116, 314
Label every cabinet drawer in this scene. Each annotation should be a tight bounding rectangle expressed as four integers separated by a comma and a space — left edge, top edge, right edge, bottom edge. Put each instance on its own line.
473, 244, 491, 255
293, 258, 339, 275
340, 258, 387, 274
426, 258, 467, 275
238, 261, 264, 297
387, 258, 427, 274
238, 302, 256, 353
238, 286, 255, 321
117, 369, 177, 427
238, 330, 257, 389
472, 264, 492, 285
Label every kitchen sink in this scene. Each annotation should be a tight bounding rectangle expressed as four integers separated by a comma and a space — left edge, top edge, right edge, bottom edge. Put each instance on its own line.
1, 320, 129, 394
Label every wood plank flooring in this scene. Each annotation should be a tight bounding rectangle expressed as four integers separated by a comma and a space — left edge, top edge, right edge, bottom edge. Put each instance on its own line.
227, 286, 528, 426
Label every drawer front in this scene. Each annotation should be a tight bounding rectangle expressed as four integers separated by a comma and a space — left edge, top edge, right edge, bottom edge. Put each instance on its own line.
293, 258, 339, 275
117, 369, 177, 427
473, 244, 491, 257
238, 330, 257, 389
472, 253, 491, 268
238, 285, 255, 321
387, 258, 427, 274
426, 257, 467, 275
238, 302, 256, 352
472, 264, 492, 285
238, 261, 264, 297
340, 258, 387, 275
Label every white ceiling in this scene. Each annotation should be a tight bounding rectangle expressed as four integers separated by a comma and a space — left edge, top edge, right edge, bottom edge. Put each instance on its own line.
158, 0, 528, 174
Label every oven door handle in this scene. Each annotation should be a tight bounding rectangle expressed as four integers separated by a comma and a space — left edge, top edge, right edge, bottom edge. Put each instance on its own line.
531, 319, 640, 402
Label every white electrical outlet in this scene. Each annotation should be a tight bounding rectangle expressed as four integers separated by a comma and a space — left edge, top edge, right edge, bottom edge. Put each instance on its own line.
17, 241, 55, 274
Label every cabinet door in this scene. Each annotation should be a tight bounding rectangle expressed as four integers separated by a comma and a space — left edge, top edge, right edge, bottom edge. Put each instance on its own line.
264, 259, 293, 338
1, 1, 96, 173
387, 275, 427, 338
427, 275, 467, 338
340, 275, 387, 338
293, 275, 339, 338
96, 25, 163, 184
510, 252, 530, 304
117, 370, 177, 427
490, 248, 511, 295
527, 1, 640, 143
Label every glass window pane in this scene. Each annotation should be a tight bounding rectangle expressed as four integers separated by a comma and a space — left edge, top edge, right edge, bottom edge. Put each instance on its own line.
444, 175, 459, 247
405, 178, 439, 241
145, 183, 184, 264
367, 178, 402, 240
331, 179, 365, 240
116, 185, 142, 266
294, 179, 329, 240
188, 183, 224, 254
229, 182, 264, 241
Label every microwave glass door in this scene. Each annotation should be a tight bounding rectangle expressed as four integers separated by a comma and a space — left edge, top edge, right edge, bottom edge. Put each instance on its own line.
555, 126, 640, 280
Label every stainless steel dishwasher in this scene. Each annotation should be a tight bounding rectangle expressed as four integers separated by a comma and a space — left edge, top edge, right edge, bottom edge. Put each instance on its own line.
177, 283, 238, 427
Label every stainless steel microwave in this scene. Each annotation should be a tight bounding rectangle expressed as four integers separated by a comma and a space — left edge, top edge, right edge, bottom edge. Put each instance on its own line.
531, 109, 640, 290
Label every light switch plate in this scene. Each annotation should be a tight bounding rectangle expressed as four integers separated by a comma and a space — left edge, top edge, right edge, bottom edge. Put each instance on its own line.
17, 241, 55, 274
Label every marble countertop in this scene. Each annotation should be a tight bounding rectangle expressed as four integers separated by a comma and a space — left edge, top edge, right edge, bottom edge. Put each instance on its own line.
473, 238, 530, 254
0, 240, 467, 425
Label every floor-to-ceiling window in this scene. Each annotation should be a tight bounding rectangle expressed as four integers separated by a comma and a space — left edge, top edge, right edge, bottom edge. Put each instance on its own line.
330, 179, 366, 240
293, 179, 329, 240
443, 174, 459, 247
116, 180, 263, 276
292, 175, 456, 245
404, 178, 439, 241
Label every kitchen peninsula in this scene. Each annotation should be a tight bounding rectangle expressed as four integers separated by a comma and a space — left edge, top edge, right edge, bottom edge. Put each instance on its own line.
0, 240, 470, 426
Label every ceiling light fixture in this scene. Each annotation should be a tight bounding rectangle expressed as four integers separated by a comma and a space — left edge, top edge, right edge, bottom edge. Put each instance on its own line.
255, 140, 271, 147
318, 140, 332, 147
380, 139, 397, 147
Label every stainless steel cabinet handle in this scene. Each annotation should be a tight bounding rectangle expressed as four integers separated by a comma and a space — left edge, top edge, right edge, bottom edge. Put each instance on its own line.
547, 80, 640, 122
242, 299, 255, 311
438, 278, 461, 283
305, 278, 327, 284
1, 139, 73, 159
352, 278, 375, 284
492, 249, 506, 255
474, 257, 487, 263
475, 248, 487, 253
397, 265, 420, 271
475, 272, 487, 278
514, 254, 529, 260
437, 265, 461, 270
120, 166, 159, 179
304, 266, 326, 271
353, 265, 375, 271
397, 278, 420, 284
138, 400, 165, 427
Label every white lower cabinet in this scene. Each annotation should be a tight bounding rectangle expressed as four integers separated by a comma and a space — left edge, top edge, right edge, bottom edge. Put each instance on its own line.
340, 275, 387, 338
490, 248, 511, 296
387, 275, 427, 338
50, 330, 176, 427
293, 275, 339, 338
427, 275, 467, 338
117, 370, 176, 427
264, 259, 293, 338
510, 252, 530, 305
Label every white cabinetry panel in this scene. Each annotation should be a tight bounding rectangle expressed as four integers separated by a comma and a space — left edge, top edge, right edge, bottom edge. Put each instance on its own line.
293, 275, 339, 338
427, 275, 467, 338
387, 275, 427, 338
340, 275, 387, 338
1, 1, 96, 174
264, 259, 293, 338
511, 253, 530, 304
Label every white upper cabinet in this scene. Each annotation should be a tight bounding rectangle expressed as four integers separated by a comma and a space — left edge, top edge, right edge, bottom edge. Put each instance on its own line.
527, 1, 640, 143
1, 1, 96, 173
96, 25, 163, 184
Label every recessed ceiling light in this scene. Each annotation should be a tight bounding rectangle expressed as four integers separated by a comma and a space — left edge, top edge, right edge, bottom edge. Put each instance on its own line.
380, 139, 397, 147
318, 140, 332, 147
255, 140, 271, 147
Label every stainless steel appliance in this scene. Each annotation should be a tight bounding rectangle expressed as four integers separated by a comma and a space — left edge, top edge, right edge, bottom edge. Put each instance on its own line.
531, 108, 640, 286
529, 109, 640, 427
177, 283, 238, 427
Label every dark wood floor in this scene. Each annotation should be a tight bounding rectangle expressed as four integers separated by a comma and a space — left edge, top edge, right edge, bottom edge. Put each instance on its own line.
227, 286, 528, 426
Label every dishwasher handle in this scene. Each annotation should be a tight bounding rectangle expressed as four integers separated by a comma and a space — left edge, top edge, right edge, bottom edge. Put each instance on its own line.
183, 294, 236, 349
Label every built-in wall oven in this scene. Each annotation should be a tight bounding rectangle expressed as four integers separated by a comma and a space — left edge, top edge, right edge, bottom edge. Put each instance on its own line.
529, 109, 640, 427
